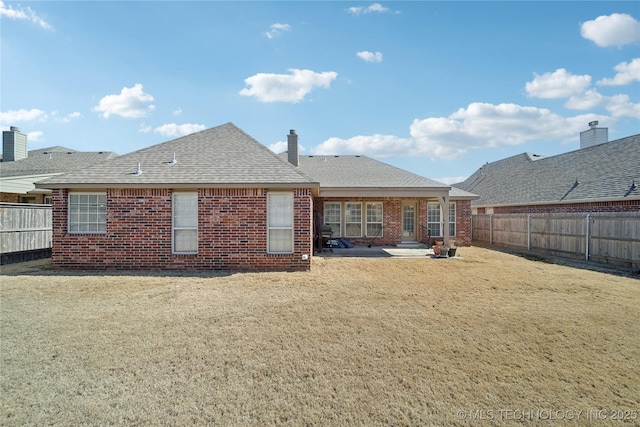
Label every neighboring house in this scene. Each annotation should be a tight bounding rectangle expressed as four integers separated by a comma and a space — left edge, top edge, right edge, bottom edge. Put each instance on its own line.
1, 127, 117, 204
36, 123, 477, 271
454, 123, 640, 214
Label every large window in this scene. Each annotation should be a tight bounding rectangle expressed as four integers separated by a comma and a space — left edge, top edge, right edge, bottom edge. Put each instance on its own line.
173, 192, 198, 254
427, 202, 456, 237
366, 202, 383, 237
324, 201, 384, 238
268, 192, 294, 253
68, 193, 106, 233
323, 202, 341, 237
344, 202, 362, 237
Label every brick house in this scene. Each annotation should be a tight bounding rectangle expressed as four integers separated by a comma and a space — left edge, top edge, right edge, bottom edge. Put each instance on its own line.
37, 123, 477, 271
454, 123, 640, 215
282, 131, 476, 250
1, 127, 117, 204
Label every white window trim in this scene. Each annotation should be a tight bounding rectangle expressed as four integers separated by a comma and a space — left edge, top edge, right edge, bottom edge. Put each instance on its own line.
68, 192, 107, 234
267, 192, 294, 254
323, 202, 342, 237
427, 201, 456, 237
344, 202, 363, 238
365, 202, 384, 238
172, 192, 198, 255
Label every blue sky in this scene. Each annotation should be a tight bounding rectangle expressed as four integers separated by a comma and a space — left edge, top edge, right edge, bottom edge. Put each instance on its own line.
1, 1, 639, 184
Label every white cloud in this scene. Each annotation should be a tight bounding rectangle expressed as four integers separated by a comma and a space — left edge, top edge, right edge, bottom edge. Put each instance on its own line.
314, 103, 607, 161
27, 131, 44, 142
356, 51, 383, 63
172, 107, 183, 116
580, 13, 640, 47
239, 69, 338, 103
597, 58, 640, 86
0, 0, 53, 30
138, 124, 152, 133
93, 84, 155, 119
268, 140, 306, 154
564, 89, 605, 110
0, 108, 48, 125
153, 123, 206, 137
313, 134, 413, 158
605, 94, 640, 119
525, 69, 591, 99
266, 23, 290, 39
57, 111, 82, 123
348, 3, 390, 15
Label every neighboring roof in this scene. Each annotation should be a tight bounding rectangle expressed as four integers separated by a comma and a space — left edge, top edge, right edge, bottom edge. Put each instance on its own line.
0, 146, 118, 178
36, 123, 318, 190
454, 133, 640, 207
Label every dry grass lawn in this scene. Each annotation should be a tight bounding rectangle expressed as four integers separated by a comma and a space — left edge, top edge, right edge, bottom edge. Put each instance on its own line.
1, 247, 639, 426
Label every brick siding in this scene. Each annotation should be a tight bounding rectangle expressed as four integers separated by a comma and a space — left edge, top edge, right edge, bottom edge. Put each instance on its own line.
492, 200, 640, 215
51, 188, 313, 271
314, 197, 472, 247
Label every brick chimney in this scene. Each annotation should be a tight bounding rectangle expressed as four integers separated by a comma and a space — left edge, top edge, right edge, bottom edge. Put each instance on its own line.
580, 121, 608, 149
2, 126, 28, 162
287, 129, 299, 166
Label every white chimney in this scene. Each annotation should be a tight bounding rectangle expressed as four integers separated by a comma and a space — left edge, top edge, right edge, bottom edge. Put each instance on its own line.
580, 121, 608, 149
2, 126, 28, 162
287, 129, 299, 166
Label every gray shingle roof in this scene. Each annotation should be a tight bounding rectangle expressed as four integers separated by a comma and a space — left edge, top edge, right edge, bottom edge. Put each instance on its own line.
1, 147, 118, 178
37, 123, 317, 188
455, 134, 640, 206
293, 155, 449, 189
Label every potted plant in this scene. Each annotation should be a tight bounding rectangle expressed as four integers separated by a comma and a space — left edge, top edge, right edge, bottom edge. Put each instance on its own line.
448, 240, 457, 257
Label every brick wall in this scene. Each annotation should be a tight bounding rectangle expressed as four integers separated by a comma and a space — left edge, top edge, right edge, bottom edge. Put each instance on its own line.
51, 188, 313, 271
493, 200, 640, 214
0, 192, 47, 204
314, 197, 473, 247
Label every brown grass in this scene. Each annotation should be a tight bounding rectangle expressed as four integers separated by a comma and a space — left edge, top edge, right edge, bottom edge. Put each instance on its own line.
1, 247, 639, 426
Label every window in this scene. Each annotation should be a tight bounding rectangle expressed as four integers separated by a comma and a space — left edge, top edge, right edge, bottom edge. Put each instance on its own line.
68, 193, 106, 233
268, 192, 294, 253
173, 192, 198, 254
366, 202, 383, 237
427, 201, 456, 237
448, 202, 457, 237
324, 202, 341, 237
345, 202, 362, 237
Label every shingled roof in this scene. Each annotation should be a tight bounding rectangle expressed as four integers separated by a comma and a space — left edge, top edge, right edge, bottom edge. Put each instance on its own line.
0, 146, 117, 178
454, 133, 640, 207
280, 154, 477, 199
37, 123, 318, 190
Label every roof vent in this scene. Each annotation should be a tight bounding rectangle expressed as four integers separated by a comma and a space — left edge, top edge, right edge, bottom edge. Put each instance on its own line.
133, 162, 143, 176
167, 152, 177, 165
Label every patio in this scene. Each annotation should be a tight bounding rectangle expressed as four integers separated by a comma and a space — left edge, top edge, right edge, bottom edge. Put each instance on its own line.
316, 245, 455, 258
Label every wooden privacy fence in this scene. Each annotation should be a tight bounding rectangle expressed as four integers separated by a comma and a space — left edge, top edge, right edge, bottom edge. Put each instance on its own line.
472, 213, 640, 270
0, 203, 52, 264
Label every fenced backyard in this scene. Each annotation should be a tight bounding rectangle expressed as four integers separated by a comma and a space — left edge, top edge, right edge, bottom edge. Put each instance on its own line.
0, 203, 52, 264
472, 213, 640, 270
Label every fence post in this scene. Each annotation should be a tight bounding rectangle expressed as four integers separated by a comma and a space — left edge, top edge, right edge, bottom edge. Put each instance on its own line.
585, 214, 590, 261
527, 214, 531, 251
489, 214, 493, 244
